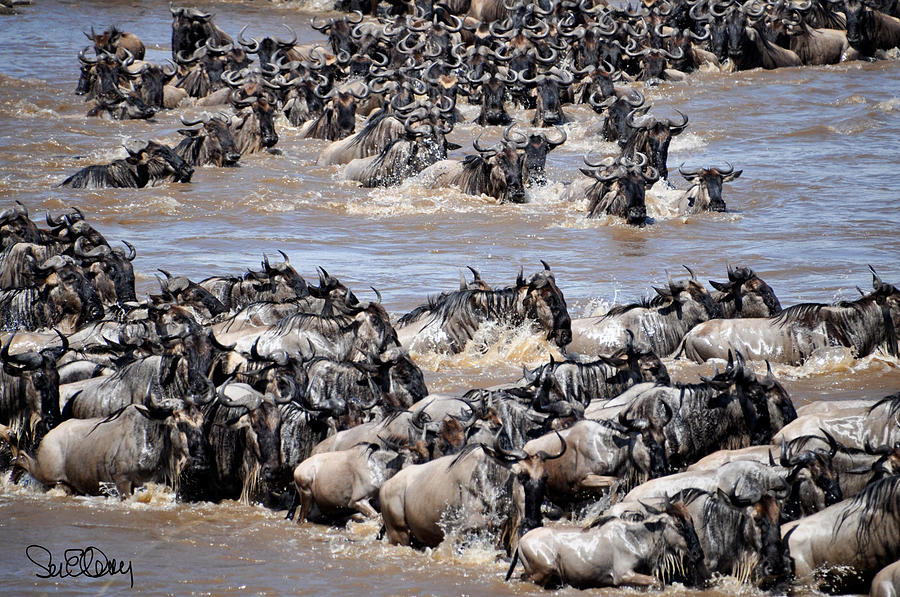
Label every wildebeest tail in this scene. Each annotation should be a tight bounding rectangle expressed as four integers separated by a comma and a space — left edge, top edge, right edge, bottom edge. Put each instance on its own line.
670, 337, 688, 360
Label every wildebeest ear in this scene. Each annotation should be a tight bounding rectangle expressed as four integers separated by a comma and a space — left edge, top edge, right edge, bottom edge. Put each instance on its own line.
446, 142, 462, 150
708, 280, 729, 292
723, 170, 742, 182
177, 128, 201, 137
652, 286, 671, 299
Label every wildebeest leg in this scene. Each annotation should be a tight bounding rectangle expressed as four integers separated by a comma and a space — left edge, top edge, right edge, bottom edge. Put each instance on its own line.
115, 479, 133, 499
297, 487, 314, 522
285, 490, 300, 520
352, 498, 378, 519
620, 571, 658, 586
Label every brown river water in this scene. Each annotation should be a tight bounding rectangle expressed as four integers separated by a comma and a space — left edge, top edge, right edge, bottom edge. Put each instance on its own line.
1, 0, 898, 594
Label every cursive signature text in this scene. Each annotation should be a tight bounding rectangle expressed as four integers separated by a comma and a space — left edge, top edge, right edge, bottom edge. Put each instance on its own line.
25, 544, 134, 588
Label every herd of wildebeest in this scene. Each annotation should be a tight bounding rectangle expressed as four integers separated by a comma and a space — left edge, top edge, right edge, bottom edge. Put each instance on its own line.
3, 0, 900, 594
1, 198, 899, 593
57, 0, 899, 222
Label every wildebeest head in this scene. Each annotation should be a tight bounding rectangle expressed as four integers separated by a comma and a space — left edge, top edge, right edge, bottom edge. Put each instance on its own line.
516, 261, 572, 349
843, 0, 874, 54
469, 70, 516, 126
0, 202, 43, 249
35, 255, 104, 332
177, 112, 241, 167
155, 269, 226, 320
88, 91, 157, 121
618, 401, 673, 480
232, 90, 279, 149
133, 61, 178, 109
723, 4, 763, 62
125, 140, 194, 184
485, 431, 568, 537
237, 24, 299, 69
170, 404, 209, 469
708, 264, 782, 318
589, 87, 645, 143
613, 330, 671, 385
779, 438, 843, 521
372, 346, 429, 409
520, 68, 572, 127
218, 384, 284, 483
679, 163, 742, 213
869, 266, 900, 345
522, 127, 566, 186
471, 133, 527, 203
250, 250, 309, 299
624, 109, 689, 179
652, 268, 722, 320
582, 153, 656, 225
1, 330, 67, 444
73, 236, 137, 305
742, 493, 791, 588
311, 11, 362, 56
170, 7, 230, 57
647, 500, 708, 586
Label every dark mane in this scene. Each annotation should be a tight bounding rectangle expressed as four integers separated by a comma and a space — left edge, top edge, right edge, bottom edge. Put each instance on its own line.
271, 311, 350, 338
869, 392, 900, 419
454, 154, 493, 197
601, 296, 653, 319
397, 294, 445, 327
770, 303, 826, 327
835, 474, 900, 551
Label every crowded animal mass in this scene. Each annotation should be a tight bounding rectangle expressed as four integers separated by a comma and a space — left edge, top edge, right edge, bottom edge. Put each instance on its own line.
0, 0, 897, 594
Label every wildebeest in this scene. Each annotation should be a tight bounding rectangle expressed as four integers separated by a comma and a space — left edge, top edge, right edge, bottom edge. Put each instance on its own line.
592, 353, 796, 468
469, 70, 516, 126
170, 6, 232, 58
774, 392, 900, 451
288, 442, 408, 521
60, 140, 194, 189
229, 90, 279, 154
396, 262, 571, 353
782, 10, 852, 65
131, 61, 182, 109
520, 68, 572, 127
0, 255, 104, 333
417, 132, 527, 203
723, 3, 802, 70
62, 354, 215, 419
379, 438, 563, 548
609, 489, 790, 588
784, 475, 900, 594
199, 251, 310, 311
72, 236, 138, 307
300, 88, 367, 141
569, 268, 721, 357
522, 416, 670, 504
316, 108, 407, 166
676, 267, 900, 364
175, 113, 241, 167
197, 382, 288, 503
85, 26, 145, 61
508, 500, 707, 588
844, 0, 900, 57
521, 127, 566, 186
519, 344, 669, 407
11, 403, 206, 497
579, 153, 658, 225
676, 163, 742, 214
342, 116, 458, 188
0, 331, 65, 449
709, 264, 782, 318
622, 109, 688, 180
86, 91, 157, 121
